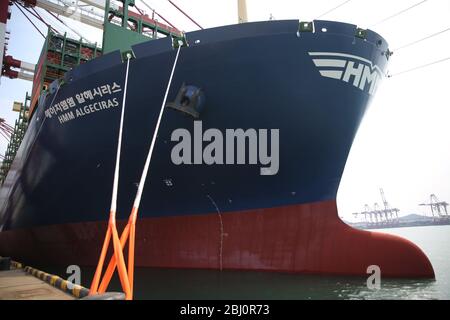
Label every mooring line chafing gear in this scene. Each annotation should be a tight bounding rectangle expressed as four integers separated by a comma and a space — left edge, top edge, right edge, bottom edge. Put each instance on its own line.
90, 45, 182, 300
89, 55, 132, 299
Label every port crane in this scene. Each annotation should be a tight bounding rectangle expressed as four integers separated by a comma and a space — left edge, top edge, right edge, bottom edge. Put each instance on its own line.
2, 0, 195, 83
353, 188, 400, 225
2, 0, 105, 82
419, 194, 449, 218
380, 188, 399, 221
1, 0, 201, 185
353, 204, 377, 224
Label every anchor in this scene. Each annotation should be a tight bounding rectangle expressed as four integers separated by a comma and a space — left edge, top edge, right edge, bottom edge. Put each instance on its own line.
166, 83, 205, 119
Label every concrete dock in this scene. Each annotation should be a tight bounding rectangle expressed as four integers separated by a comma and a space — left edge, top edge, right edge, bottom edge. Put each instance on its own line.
0, 269, 74, 300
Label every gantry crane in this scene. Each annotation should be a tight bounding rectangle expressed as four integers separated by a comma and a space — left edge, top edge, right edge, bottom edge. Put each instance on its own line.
353, 188, 400, 225
419, 194, 449, 218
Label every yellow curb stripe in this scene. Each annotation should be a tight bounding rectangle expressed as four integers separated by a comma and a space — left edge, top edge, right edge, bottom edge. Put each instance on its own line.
72, 285, 82, 298
9, 259, 89, 299
61, 280, 67, 291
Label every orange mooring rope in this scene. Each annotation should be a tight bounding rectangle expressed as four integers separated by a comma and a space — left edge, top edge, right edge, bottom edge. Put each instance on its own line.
90, 44, 182, 300
89, 54, 132, 299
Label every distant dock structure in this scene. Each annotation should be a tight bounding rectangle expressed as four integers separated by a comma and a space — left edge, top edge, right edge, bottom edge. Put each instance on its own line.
419, 194, 449, 220
353, 188, 400, 227
351, 191, 450, 230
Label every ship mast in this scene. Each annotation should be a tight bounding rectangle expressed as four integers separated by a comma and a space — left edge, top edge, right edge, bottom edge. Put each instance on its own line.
238, 0, 248, 23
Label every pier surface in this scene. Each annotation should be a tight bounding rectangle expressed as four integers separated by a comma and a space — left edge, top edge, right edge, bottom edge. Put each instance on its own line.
0, 269, 74, 300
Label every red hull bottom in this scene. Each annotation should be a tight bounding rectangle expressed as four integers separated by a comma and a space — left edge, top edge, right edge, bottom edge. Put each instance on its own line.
0, 200, 434, 278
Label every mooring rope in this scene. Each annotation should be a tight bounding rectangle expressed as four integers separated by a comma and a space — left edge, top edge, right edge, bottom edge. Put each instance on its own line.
91, 44, 183, 300
90, 55, 132, 299
132, 44, 182, 211
111, 56, 131, 215
125, 44, 182, 294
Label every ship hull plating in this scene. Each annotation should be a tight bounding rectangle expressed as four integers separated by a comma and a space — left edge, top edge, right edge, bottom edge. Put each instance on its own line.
0, 201, 433, 277
0, 20, 434, 277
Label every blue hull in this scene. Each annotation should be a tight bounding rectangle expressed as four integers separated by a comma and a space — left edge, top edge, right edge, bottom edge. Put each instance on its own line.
0, 20, 389, 230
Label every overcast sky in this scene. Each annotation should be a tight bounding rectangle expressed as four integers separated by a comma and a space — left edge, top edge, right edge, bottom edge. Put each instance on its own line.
1, 0, 449, 221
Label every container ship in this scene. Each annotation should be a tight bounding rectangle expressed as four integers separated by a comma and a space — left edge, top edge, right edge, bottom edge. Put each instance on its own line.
0, 0, 434, 278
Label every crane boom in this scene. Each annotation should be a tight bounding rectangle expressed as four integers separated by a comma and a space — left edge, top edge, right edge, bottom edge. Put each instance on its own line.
22, 0, 105, 29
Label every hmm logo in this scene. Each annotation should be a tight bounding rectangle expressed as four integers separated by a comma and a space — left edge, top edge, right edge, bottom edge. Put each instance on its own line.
309, 52, 383, 95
